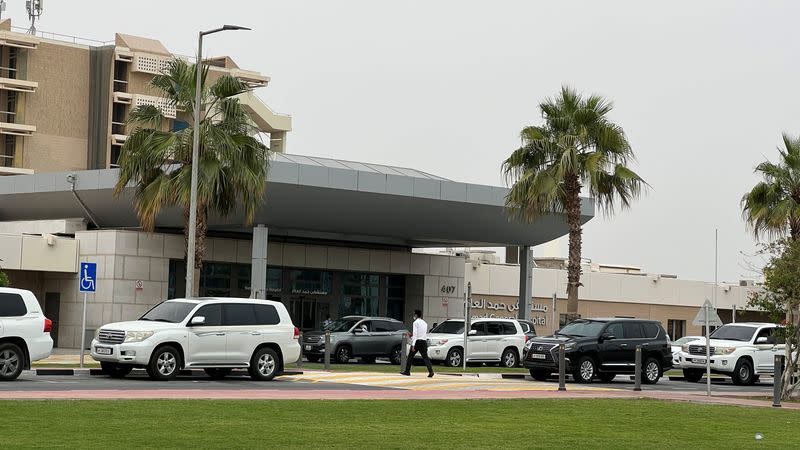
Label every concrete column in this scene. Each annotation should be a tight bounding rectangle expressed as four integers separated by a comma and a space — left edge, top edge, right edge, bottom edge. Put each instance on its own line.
518, 245, 532, 321
251, 225, 268, 299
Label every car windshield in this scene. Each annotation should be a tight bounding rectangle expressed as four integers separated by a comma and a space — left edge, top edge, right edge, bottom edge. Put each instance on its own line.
328, 318, 362, 332
556, 320, 606, 338
139, 301, 196, 323
431, 321, 464, 334
710, 325, 757, 342
673, 336, 701, 345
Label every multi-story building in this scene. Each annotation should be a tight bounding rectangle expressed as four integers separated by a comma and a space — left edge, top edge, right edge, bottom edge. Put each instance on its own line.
0, 18, 290, 175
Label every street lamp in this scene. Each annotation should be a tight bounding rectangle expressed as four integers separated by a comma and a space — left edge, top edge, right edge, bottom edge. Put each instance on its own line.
186, 24, 251, 298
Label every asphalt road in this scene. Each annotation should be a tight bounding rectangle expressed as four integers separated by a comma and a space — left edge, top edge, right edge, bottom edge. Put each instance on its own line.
0, 371, 394, 392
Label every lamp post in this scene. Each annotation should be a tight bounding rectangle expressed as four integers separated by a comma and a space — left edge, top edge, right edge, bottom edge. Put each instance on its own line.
186, 24, 250, 298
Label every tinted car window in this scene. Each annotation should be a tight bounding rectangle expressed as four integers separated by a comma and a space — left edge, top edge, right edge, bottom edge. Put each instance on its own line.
223, 304, 257, 326
518, 322, 531, 333
432, 321, 465, 334
193, 304, 222, 326
0, 293, 27, 317
470, 322, 486, 335
501, 322, 517, 335
141, 301, 196, 323
254, 305, 280, 325
642, 322, 659, 338
710, 325, 757, 342
486, 322, 503, 335
356, 321, 371, 332
373, 320, 395, 332
605, 323, 625, 339
390, 322, 407, 332
623, 322, 644, 339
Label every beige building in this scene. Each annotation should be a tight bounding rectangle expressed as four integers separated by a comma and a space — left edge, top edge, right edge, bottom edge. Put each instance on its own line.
463, 250, 766, 339
0, 19, 291, 176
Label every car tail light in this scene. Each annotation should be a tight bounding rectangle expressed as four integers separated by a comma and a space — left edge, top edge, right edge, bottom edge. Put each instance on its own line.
293, 327, 300, 339
44, 318, 53, 333
524, 335, 530, 343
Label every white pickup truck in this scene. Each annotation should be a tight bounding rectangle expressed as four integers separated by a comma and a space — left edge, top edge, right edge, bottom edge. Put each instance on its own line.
676, 322, 787, 385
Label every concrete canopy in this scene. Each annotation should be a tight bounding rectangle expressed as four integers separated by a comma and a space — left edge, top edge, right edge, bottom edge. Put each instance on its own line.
0, 154, 594, 248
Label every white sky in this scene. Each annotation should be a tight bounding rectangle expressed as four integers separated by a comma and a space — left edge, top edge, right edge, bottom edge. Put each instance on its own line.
13, 0, 800, 282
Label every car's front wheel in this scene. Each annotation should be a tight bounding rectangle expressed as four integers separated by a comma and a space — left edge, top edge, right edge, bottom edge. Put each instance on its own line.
0, 343, 24, 381
146, 346, 181, 381
100, 362, 133, 378
204, 368, 233, 379
445, 348, 463, 367
573, 356, 596, 383
732, 359, 755, 386
682, 368, 704, 383
249, 347, 281, 381
335, 345, 352, 364
642, 358, 661, 384
529, 369, 550, 381
501, 348, 518, 368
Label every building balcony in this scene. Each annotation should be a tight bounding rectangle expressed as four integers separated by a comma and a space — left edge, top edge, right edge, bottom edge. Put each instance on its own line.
0, 122, 35, 136
0, 76, 37, 93
0, 30, 39, 50
0, 166, 33, 176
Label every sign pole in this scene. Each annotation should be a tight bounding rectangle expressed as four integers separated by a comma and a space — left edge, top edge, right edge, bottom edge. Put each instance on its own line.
551, 293, 557, 334
463, 282, 471, 372
705, 302, 711, 396
79, 291, 87, 369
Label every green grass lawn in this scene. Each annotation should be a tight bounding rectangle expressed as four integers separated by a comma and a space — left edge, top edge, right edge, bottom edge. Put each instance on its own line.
0, 399, 794, 449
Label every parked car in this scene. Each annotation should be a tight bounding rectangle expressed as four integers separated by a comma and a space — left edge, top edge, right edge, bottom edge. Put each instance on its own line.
91, 298, 300, 381
523, 318, 672, 384
301, 316, 408, 364
0, 288, 54, 381
424, 318, 526, 368
670, 336, 702, 369
676, 322, 791, 385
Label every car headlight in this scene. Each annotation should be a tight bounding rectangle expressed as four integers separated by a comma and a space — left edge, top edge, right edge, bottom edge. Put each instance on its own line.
681, 344, 689, 352
124, 331, 154, 343
714, 347, 735, 355
429, 339, 448, 346
524, 340, 533, 350
94, 328, 102, 339
564, 342, 576, 351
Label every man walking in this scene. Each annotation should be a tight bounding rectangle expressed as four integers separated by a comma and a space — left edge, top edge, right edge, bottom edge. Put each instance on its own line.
401, 309, 434, 378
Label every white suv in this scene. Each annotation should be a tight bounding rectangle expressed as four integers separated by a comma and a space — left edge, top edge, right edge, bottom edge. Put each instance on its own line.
424, 318, 525, 368
677, 322, 790, 385
0, 288, 54, 381
91, 298, 300, 381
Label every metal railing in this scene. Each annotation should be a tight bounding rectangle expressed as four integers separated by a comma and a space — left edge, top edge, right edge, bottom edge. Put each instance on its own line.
10, 26, 112, 46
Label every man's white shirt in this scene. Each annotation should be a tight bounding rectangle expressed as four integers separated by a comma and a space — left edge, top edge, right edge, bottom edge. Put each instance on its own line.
411, 318, 428, 343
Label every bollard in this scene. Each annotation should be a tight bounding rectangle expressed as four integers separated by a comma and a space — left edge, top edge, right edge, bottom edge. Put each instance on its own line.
324, 330, 331, 370
773, 354, 784, 408
558, 343, 566, 391
634, 345, 642, 392
400, 333, 408, 372
296, 331, 303, 368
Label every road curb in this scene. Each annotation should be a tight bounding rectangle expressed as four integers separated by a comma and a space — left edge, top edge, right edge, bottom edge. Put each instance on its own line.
27, 368, 303, 377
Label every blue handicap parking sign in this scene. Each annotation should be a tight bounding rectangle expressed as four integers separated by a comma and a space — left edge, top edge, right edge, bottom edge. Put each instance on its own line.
79, 262, 97, 292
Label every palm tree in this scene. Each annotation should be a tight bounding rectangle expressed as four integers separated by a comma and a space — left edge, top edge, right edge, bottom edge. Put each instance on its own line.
114, 59, 269, 295
503, 86, 646, 320
741, 133, 800, 241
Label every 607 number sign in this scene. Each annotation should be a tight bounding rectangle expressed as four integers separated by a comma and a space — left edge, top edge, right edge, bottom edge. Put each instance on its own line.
440, 285, 456, 294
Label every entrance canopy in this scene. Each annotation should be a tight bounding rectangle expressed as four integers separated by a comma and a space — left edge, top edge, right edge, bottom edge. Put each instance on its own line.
0, 153, 593, 248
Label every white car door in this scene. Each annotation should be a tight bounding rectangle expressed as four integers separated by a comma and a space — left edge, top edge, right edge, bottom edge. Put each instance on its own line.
753, 327, 777, 373
466, 322, 487, 360
223, 303, 261, 364
186, 304, 228, 364
483, 321, 505, 360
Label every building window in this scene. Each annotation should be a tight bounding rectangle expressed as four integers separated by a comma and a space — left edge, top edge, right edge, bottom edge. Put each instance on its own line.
341, 273, 379, 317
172, 120, 189, 132
200, 263, 232, 297
266, 267, 282, 293
386, 275, 405, 321
110, 144, 122, 167
1, 135, 14, 168
667, 319, 686, 340
290, 270, 332, 295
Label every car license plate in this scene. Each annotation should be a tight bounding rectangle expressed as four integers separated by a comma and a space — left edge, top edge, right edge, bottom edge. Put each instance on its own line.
694, 359, 706, 364
531, 353, 546, 360
304, 345, 311, 351
96, 347, 112, 355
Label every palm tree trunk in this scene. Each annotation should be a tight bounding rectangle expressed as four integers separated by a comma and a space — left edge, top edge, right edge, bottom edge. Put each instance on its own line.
183, 203, 208, 297
565, 173, 582, 320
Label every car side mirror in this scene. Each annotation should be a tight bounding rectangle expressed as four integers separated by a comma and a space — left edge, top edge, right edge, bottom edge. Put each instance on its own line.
190, 316, 206, 326
468, 329, 478, 336
599, 333, 615, 343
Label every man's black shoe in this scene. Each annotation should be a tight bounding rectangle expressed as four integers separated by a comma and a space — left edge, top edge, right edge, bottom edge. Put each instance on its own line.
428, 373, 434, 378
400, 372, 410, 376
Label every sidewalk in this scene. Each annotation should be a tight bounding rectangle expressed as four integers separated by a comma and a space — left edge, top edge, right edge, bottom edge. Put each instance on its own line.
35, 352, 96, 365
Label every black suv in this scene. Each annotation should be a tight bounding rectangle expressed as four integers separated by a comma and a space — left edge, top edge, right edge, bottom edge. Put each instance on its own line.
523, 318, 672, 384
